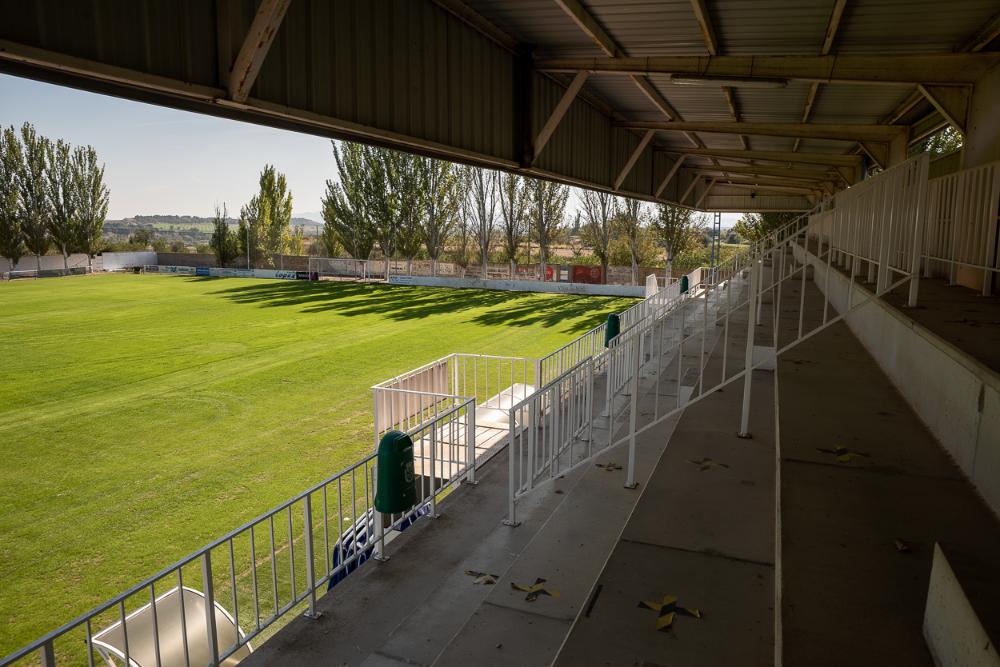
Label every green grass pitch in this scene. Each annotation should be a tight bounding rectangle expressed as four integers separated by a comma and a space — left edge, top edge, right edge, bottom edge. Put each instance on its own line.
0, 273, 634, 654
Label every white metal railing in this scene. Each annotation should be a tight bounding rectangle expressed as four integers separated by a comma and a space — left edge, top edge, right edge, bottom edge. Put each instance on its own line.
808, 153, 929, 305
372, 353, 534, 442
0, 404, 473, 667
644, 273, 658, 297
537, 321, 607, 386
923, 160, 1000, 295
504, 357, 594, 525
4, 214, 815, 665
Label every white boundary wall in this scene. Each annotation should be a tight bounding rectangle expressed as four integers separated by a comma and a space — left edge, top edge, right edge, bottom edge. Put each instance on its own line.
101, 251, 157, 271
794, 242, 1000, 518
0, 253, 97, 273
387, 274, 644, 297
146, 265, 302, 280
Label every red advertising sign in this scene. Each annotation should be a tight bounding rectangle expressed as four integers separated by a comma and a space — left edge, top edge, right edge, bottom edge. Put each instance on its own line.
572, 265, 604, 284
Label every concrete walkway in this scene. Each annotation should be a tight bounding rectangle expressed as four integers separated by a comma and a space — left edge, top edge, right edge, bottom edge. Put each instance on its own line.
777, 264, 1000, 665
241, 284, 735, 667
553, 266, 777, 667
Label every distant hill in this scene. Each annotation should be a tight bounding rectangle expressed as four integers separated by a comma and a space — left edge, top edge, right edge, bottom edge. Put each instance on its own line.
105, 214, 322, 235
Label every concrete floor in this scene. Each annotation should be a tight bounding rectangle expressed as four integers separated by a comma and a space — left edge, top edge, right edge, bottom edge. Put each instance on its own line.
241, 286, 733, 667
241, 251, 1000, 666
777, 267, 1000, 666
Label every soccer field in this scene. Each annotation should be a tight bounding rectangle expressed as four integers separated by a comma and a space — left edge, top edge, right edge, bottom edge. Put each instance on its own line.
0, 273, 634, 655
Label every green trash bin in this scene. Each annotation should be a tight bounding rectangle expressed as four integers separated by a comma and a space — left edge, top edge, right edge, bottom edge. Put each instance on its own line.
604, 313, 621, 348
375, 430, 417, 513
680, 275, 689, 294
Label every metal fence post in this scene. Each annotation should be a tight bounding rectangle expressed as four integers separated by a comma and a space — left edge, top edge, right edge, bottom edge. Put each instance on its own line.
373, 473, 387, 561
738, 260, 759, 438
503, 409, 520, 527
201, 552, 220, 667
303, 495, 321, 618
39, 641, 56, 667
465, 404, 477, 485
625, 327, 641, 489
907, 156, 929, 307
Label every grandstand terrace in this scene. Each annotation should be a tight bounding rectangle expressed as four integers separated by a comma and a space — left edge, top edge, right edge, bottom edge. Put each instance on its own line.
2, 1, 1000, 666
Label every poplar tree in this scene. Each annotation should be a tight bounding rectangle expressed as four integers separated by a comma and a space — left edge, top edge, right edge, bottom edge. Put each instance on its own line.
498, 172, 529, 278
579, 189, 617, 282
365, 147, 398, 277
73, 145, 110, 270
615, 197, 646, 285
0, 126, 25, 266
210, 204, 238, 267
16, 123, 50, 271
651, 203, 705, 280
239, 164, 292, 267
469, 168, 498, 279
420, 157, 459, 276
322, 141, 376, 260
45, 139, 77, 274
529, 179, 568, 281
386, 150, 426, 274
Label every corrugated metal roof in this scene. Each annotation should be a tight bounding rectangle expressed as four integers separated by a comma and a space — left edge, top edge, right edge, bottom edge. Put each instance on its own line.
712, 0, 837, 55
4, 0, 997, 212
835, 0, 1000, 54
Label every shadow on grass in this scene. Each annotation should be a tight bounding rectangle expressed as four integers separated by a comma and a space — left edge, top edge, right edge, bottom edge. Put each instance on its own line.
202, 279, 635, 333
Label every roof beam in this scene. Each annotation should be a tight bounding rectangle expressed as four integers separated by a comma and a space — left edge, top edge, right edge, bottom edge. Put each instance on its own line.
655, 154, 688, 198
721, 86, 749, 150
693, 164, 838, 182
227, 0, 291, 103
961, 10, 1000, 52
917, 84, 970, 135
531, 71, 589, 163
694, 177, 717, 208
621, 120, 903, 142
858, 141, 888, 169
688, 0, 719, 56
553, 0, 622, 57
696, 170, 835, 191
534, 53, 1000, 85
553, 0, 717, 158
630, 75, 704, 148
712, 179, 822, 196
795, 0, 847, 152
430, 0, 520, 53
660, 147, 861, 167
821, 0, 849, 54
679, 175, 701, 205
614, 129, 655, 190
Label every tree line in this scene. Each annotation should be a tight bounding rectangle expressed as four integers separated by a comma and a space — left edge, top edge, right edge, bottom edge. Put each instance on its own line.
318, 141, 710, 283
0, 123, 109, 272
208, 164, 307, 268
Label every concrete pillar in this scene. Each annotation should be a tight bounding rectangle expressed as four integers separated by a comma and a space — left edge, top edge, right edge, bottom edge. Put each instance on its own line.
963, 61, 1000, 168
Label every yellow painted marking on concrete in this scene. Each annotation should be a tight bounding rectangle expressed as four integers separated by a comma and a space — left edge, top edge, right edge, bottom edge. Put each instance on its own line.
638, 595, 702, 631
511, 578, 560, 601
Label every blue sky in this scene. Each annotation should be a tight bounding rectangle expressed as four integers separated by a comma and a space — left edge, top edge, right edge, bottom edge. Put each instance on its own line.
1, 72, 741, 226
0, 73, 334, 220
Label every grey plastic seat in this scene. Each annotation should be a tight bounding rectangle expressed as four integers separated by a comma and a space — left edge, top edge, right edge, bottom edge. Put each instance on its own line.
92, 586, 252, 666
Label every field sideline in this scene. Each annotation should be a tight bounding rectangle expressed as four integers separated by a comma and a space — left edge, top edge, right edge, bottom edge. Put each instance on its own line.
0, 273, 634, 654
